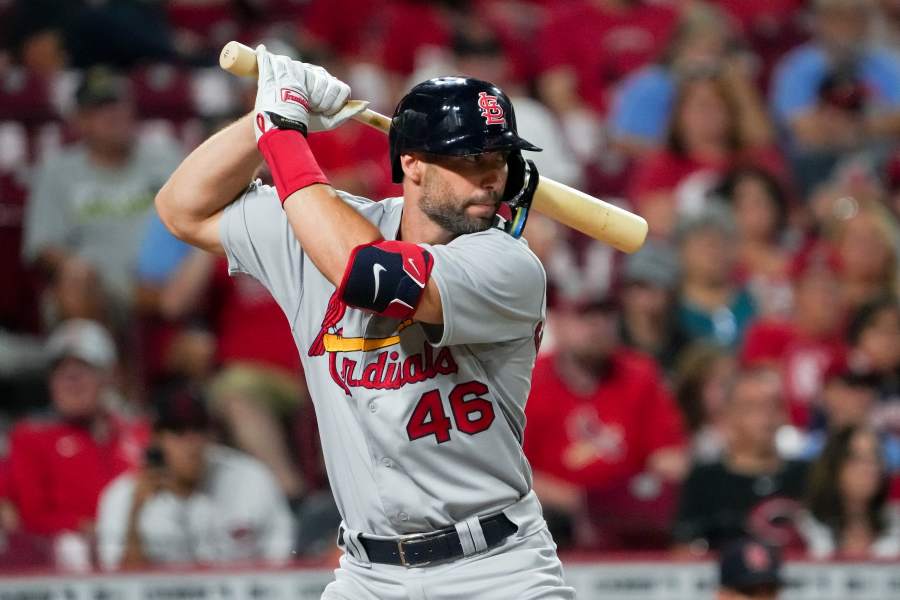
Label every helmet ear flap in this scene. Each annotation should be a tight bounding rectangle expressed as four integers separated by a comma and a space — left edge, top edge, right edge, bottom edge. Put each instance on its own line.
497, 155, 539, 239
502, 151, 526, 203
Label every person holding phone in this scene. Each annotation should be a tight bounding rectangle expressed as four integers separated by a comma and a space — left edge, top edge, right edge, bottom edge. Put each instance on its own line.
95, 385, 294, 569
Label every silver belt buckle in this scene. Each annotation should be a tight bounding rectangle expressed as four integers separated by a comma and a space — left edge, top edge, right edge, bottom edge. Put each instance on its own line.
396, 532, 430, 568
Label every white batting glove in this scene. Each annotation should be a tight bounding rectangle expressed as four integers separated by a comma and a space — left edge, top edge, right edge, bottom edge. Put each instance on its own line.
253, 45, 364, 142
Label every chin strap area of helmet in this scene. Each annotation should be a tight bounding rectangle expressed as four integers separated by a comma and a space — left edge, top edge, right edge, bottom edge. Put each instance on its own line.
495, 156, 539, 239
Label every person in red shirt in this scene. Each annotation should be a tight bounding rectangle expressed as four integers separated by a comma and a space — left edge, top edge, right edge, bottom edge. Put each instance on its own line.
525, 295, 687, 550
628, 70, 780, 238
741, 244, 848, 427
7, 319, 148, 562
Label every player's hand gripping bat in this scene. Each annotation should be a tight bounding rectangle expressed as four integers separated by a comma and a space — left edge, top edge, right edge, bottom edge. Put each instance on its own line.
220, 41, 648, 253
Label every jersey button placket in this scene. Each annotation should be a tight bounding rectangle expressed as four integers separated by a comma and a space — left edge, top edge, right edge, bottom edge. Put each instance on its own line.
381, 457, 394, 468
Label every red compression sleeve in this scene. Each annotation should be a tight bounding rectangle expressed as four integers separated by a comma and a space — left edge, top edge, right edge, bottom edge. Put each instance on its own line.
257, 128, 330, 205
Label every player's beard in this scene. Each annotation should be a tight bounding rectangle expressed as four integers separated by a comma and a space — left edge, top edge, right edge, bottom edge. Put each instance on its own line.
420, 167, 501, 236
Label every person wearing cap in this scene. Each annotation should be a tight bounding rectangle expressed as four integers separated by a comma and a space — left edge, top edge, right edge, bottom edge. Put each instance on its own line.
6, 319, 148, 555
619, 240, 689, 373
21, 66, 182, 326
770, 0, 900, 192
95, 384, 294, 570
524, 291, 687, 550
717, 538, 784, 599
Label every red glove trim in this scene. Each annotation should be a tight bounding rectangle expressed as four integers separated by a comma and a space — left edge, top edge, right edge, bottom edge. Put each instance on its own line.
257, 128, 330, 205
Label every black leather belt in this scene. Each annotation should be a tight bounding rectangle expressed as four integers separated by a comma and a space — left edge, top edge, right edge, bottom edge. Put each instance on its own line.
343, 513, 518, 567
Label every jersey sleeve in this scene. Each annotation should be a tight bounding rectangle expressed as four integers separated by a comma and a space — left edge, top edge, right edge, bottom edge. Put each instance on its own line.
95, 475, 136, 570
219, 181, 305, 319
424, 231, 546, 347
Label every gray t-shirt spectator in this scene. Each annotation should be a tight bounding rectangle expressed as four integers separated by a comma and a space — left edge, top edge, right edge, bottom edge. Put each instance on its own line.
23, 138, 181, 305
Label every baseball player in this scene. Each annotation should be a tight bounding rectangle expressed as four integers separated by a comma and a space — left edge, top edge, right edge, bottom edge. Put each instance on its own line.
156, 46, 574, 599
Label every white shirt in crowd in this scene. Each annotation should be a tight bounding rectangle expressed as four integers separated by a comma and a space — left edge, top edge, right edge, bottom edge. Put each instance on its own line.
96, 445, 295, 570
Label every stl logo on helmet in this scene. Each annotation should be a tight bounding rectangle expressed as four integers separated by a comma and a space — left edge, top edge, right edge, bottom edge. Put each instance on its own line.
477, 92, 506, 125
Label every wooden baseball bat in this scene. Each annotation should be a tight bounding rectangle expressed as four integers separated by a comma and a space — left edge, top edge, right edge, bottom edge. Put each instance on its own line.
220, 41, 648, 253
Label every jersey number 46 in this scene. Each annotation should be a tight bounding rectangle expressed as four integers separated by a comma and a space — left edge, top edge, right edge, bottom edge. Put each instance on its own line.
406, 381, 495, 444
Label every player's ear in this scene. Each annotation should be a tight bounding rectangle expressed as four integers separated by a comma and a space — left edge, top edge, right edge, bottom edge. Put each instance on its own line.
400, 153, 425, 185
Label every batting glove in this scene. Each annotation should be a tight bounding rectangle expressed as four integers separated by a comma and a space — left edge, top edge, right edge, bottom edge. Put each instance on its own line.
253, 45, 365, 141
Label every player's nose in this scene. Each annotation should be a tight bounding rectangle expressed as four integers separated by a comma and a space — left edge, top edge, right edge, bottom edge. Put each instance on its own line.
479, 166, 504, 193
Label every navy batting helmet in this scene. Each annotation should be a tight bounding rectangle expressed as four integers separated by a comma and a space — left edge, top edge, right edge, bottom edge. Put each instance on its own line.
389, 77, 542, 237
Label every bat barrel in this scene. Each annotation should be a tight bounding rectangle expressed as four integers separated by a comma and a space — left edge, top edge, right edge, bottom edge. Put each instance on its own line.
532, 177, 648, 254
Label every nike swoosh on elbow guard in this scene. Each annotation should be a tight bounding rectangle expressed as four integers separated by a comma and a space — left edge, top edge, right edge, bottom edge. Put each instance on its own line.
372, 263, 387, 302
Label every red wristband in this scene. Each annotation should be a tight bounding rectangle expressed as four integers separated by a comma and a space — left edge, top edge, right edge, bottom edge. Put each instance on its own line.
257, 128, 330, 205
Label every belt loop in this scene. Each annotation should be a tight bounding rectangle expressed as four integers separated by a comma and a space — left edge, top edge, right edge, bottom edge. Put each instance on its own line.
454, 520, 477, 557
341, 526, 372, 567
466, 515, 489, 553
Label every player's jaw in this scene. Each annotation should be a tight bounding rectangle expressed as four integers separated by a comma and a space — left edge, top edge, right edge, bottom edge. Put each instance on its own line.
420, 162, 503, 236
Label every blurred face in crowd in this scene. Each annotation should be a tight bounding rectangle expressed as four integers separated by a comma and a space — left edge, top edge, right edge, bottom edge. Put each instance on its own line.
793, 270, 843, 335
158, 429, 209, 487
732, 175, 781, 243
702, 354, 738, 425
726, 371, 785, 456
680, 226, 734, 286
622, 281, 671, 321
856, 304, 900, 371
838, 212, 895, 282
823, 379, 875, 429
673, 29, 728, 73
676, 79, 732, 153
408, 151, 509, 236
77, 100, 136, 156
50, 357, 105, 421
838, 429, 884, 507
554, 305, 619, 370
816, 3, 870, 56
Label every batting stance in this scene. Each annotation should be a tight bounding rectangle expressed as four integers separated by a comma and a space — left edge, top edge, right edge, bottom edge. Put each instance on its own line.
156, 46, 575, 599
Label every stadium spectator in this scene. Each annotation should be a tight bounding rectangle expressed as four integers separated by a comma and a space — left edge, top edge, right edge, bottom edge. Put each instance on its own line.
525, 294, 687, 549
618, 240, 688, 373
847, 297, 900, 432
800, 368, 900, 472
22, 67, 181, 328
770, 0, 900, 194
711, 167, 794, 317
136, 219, 311, 504
675, 208, 757, 349
716, 538, 784, 600
674, 368, 808, 552
832, 202, 900, 311
627, 69, 779, 238
610, 4, 768, 158
673, 343, 738, 463
741, 244, 848, 427
798, 426, 900, 558
7, 320, 148, 564
96, 385, 294, 570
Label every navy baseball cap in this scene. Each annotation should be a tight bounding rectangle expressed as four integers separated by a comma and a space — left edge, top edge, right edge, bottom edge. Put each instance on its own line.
719, 539, 784, 593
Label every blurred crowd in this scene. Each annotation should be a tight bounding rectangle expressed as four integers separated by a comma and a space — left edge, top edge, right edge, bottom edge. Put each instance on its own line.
0, 0, 899, 576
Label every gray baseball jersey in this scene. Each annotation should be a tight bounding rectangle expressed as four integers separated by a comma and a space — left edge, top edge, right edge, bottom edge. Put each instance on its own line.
220, 182, 547, 538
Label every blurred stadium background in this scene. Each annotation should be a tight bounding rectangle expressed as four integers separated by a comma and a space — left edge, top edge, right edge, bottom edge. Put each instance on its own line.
1, 0, 899, 598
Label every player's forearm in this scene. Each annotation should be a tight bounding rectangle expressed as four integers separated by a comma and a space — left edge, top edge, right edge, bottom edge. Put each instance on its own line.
283, 184, 383, 286
156, 114, 261, 246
